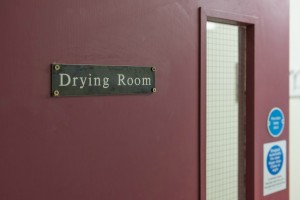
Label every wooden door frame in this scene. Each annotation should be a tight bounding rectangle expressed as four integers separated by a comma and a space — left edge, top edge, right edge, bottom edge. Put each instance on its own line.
199, 7, 258, 200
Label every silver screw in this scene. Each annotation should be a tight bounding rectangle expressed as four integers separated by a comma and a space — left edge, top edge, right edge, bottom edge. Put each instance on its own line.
54, 65, 61, 71
53, 90, 60, 97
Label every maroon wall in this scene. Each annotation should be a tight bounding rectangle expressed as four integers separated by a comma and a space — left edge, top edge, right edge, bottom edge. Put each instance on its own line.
0, 0, 289, 200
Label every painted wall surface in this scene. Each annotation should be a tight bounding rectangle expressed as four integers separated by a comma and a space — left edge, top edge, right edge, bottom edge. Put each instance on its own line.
0, 0, 289, 200
290, 0, 300, 200
0, 1, 200, 200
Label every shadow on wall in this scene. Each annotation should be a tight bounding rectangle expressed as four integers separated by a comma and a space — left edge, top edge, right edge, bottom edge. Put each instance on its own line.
290, 70, 300, 97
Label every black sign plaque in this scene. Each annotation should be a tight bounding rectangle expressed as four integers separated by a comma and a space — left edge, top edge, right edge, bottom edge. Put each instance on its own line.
51, 64, 156, 97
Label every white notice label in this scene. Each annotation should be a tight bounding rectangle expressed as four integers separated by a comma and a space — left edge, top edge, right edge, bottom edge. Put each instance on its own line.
263, 140, 287, 196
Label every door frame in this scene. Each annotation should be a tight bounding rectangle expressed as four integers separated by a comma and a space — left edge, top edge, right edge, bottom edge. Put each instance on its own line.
199, 8, 258, 200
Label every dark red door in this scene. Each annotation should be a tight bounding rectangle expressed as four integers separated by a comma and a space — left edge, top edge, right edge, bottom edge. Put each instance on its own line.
199, 1, 289, 200
0, 0, 288, 200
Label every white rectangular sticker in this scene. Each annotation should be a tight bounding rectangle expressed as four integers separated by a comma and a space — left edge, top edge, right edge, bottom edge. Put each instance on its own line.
264, 140, 287, 196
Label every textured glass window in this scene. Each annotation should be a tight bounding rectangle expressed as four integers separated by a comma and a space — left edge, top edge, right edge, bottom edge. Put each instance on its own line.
206, 22, 246, 200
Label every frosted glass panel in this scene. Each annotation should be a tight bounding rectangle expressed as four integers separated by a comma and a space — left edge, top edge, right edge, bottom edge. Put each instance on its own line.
206, 22, 246, 200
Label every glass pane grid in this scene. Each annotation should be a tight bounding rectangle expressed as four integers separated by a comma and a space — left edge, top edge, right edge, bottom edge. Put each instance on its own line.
206, 22, 244, 200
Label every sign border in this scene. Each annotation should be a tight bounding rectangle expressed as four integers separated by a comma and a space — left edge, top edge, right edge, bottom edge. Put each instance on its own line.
51, 64, 156, 97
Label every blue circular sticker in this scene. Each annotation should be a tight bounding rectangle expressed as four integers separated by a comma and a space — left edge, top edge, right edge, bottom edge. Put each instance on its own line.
267, 108, 285, 137
267, 145, 284, 175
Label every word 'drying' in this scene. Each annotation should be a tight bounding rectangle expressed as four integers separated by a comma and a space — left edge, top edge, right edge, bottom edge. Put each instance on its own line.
51, 64, 156, 96
59, 73, 110, 89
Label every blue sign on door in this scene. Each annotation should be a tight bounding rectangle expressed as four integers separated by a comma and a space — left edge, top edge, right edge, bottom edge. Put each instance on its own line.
267, 108, 285, 137
266, 145, 284, 175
